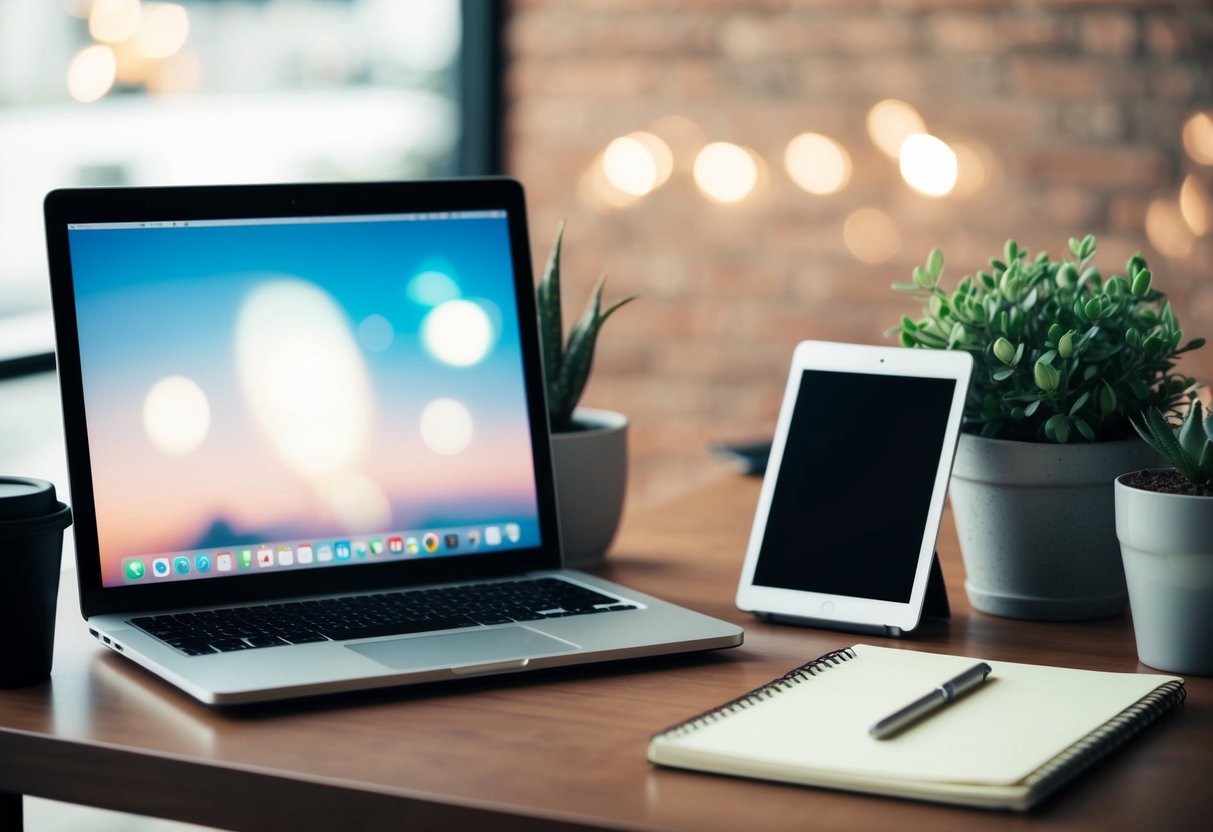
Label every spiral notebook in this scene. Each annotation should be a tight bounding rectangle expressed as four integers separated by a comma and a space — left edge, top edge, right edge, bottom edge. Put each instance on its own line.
648, 644, 1185, 811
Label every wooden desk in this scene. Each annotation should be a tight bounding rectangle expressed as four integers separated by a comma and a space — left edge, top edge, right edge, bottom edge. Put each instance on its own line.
1, 476, 1209, 830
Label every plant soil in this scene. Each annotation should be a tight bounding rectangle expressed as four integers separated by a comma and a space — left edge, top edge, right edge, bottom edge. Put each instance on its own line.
1121, 469, 1213, 497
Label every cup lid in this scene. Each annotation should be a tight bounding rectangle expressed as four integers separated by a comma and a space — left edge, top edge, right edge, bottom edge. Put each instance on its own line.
0, 477, 58, 521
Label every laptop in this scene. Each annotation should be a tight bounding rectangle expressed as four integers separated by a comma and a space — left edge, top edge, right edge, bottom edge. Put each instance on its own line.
43, 179, 742, 704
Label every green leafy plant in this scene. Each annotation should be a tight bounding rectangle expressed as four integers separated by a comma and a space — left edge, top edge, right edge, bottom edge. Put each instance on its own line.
888, 235, 1205, 443
538, 219, 636, 432
1133, 401, 1213, 486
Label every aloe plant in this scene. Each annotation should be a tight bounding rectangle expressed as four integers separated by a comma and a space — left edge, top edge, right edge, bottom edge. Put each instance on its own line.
538, 220, 636, 432
1133, 400, 1213, 486
889, 235, 1205, 443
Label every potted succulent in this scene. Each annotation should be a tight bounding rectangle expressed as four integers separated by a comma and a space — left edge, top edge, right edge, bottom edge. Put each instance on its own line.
1116, 401, 1213, 674
890, 235, 1204, 620
538, 220, 636, 568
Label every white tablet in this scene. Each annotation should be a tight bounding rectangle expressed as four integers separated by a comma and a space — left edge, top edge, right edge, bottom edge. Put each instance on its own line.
736, 340, 973, 636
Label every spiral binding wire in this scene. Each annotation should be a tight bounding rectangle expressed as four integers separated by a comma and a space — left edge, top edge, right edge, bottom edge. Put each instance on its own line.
652, 647, 858, 741
1023, 679, 1186, 805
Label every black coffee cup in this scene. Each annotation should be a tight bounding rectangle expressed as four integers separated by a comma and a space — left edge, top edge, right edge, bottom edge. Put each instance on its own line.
0, 477, 73, 688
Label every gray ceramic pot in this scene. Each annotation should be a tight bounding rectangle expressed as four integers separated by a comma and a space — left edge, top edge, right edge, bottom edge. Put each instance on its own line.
949, 434, 1158, 620
550, 408, 627, 569
1116, 474, 1213, 675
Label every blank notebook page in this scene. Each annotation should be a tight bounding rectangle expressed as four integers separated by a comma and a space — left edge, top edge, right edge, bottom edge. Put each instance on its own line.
659, 643, 1178, 787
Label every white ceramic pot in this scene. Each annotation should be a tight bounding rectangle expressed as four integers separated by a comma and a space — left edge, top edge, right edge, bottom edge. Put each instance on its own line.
550, 408, 627, 569
1115, 474, 1213, 675
949, 434, 1159, 620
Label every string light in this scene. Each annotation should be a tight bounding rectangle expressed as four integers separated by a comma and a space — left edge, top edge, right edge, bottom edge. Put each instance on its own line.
784, 133, 851, 196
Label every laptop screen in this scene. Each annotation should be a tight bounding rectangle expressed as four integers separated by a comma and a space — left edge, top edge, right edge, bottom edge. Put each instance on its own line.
64, 208, 544, 590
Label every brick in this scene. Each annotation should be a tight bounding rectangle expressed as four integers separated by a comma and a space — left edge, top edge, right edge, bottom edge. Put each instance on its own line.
1080, 13, 1138, 57
1109, 194, 1150, 232
507, 57, 663, 99
1143, 15, 1213, 58
1009, 58, 1150, 100
1150, 67, 1199, 100
504, 0, 1213, 509
926, 12, 1068, 54
1012, 146, 1171, 187
1057, 102, 1126, 142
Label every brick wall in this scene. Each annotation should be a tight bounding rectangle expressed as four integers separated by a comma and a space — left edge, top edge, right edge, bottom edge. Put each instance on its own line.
504, 0, 1213, 507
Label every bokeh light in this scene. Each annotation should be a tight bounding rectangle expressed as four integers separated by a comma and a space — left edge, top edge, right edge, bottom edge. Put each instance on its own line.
67, 44, 117, 103
421, 299, 494, 366
693, 142, 759, 204
1183, 112, 1213, 166
358, 313, 395, 352
143, 375, 210, 455
407, 267, 461, 306
420, 398, 474, 455
784, 132, 851, 196
587, 130, 673, 209
89, 0, 142, 44
136, 3, 190, 60
111, 38, 154, 86
844, 208, 902, 264
899, 134, 958, 197
632, 131, 674, 188
579, 153, 642, 211
603, 135, 659, 197
1179, 175, 1210, 236
1145, 198, 1196, 259
235, 279, 373, 477
867, 99, 927, 159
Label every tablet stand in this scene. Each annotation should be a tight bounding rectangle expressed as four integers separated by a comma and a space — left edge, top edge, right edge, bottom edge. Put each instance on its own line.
755, 552, 950, 638
921, 550, 951, 621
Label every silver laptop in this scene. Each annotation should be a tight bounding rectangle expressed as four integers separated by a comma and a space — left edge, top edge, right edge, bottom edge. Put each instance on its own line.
44, 179, 741, 705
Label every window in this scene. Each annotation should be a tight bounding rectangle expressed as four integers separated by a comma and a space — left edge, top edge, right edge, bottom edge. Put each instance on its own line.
0, 0, 499, 372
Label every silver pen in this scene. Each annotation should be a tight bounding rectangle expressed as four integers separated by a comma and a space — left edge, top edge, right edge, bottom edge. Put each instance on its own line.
869, 662, 992, 740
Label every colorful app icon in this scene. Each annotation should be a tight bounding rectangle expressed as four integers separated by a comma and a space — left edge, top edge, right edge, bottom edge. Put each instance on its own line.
216, 553, 233, 572
405, 537, 419, 556
422, 532, 440, 553
173, 556, 191, 575
195, 553, 212, 573
387, 536, 404, 555
238, 549, 253, 570
124, 560, 146, 581
297, 544, 314, 564
335, 541, 351, 560
466, 529, 481, 548
369, 538, 384, 556
317, 544, 333, 562
277, 546, 294, 566
152, 557, 170, 578
354, 541, 368, 558
444, 533, 459, 549
505, 523, 521, 544
484, 526, 502, 546
257, 547, 274, 568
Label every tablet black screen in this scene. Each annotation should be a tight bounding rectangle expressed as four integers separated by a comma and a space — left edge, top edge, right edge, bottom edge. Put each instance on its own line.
752, 369, 956, 603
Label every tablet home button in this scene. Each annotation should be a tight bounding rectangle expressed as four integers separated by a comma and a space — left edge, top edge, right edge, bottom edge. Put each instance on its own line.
821, 601, 835, 616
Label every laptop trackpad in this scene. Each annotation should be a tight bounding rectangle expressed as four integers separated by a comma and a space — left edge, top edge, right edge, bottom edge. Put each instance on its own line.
346, 626, 580, 671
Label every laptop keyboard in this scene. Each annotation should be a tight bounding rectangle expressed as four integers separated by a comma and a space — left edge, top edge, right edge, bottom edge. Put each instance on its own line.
129, 577, 638, 656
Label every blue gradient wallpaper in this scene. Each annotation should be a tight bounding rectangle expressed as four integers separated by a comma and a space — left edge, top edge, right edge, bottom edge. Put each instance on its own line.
66, 213, 543, 587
